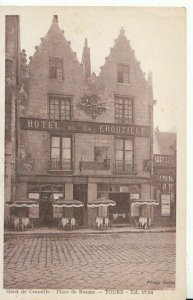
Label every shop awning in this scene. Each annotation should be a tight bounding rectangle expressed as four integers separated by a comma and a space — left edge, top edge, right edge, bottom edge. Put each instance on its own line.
53, 199, 84, 208
87, 198, 116, 208
6, 200, 39, 207
131, 199, 159, 206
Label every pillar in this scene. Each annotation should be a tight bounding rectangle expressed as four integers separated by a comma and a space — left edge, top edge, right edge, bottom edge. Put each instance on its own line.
65, 183, 73, 199
87, 183, 97, 227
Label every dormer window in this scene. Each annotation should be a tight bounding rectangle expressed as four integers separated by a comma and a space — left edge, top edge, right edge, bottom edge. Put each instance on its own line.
49, 57, 63, 80
117, 63, 129, 84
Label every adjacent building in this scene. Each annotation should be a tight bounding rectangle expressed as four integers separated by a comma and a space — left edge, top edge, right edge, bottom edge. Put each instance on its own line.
5, 15, 157, 227
5, 15, 20, 218
153, 129, 176, 226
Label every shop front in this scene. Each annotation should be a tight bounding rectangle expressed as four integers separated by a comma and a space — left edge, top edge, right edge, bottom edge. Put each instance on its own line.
97, 183, 141, 225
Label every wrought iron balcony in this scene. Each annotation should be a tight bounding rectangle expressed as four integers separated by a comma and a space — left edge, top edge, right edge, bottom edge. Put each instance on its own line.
48, 159, 72, 171
113, 162, 137, 175
153, 155, 176, 167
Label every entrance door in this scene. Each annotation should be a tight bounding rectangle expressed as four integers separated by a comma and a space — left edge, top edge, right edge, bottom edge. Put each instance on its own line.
109, 193, 130, 224
73, 184, 88, 226
39, 193, 53, 226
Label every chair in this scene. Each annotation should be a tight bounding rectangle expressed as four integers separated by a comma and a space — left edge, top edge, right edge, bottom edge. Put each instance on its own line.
69, 218, 75, 230
104, 217, 109, 229
61, 218, 69, 230
96, 217, 103, 229
147, 217, 152, 229
22, 218, 34, 230
13, 218, 20, 230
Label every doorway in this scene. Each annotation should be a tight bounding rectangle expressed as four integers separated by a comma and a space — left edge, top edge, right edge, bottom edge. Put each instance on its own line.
39, 192, 53, 226
73, 184, 88, 226
109, 193, 130, 224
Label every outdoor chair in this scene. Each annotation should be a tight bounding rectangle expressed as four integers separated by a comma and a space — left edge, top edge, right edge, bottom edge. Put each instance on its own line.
103, 217, 109, 229
22, 218, 34, 230
13, 218, 20, 230
68, 218, 75, 230
61, 218, 69, 230
96, 217, 103, 229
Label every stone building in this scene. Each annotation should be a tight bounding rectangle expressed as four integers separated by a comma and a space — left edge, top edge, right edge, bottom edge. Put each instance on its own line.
5, 15, 20, 217
153, 130, 176, 226
5, 15, 156, 227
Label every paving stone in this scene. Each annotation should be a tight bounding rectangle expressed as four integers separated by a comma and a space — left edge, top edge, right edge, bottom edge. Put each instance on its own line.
4, 233, 175, 290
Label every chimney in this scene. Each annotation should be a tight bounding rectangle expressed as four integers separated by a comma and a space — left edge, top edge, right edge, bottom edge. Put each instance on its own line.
81, 38, 91, 80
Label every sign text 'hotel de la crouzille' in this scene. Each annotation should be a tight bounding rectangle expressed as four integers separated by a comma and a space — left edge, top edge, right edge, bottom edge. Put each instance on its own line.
20, 118, 150, 137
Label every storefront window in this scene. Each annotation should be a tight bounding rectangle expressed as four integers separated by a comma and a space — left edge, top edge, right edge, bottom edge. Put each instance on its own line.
161, 194, 171, 216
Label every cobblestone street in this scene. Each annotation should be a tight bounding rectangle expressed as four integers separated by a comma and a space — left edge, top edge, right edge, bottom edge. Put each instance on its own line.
4, 232, 175, 290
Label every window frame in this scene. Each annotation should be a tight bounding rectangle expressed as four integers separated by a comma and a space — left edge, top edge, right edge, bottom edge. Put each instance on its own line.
48, 95, 71, 120
114, 137, 134, 172
115, 96, 134, 124
117, 63, 130, 84
160, 193, 171, 216
50, 135, 73, 171
49, 57, 64, 80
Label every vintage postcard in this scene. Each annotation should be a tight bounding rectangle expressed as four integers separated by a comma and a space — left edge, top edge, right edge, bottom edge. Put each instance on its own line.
0, 5, 186, 300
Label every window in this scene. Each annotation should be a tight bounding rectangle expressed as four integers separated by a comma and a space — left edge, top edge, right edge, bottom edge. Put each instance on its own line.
117, 64, 129, 84
49, 96, 71, 120
161, 194, 171, 216
50, 136, 72, 170
115, 97, 133, 124
49, 57, 63, 80
28, 184, 64, 198
115, 138, 133, 171
159, 175, 174, 193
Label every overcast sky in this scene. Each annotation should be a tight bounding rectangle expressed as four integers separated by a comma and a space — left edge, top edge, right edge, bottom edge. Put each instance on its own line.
18, 7, 185, 132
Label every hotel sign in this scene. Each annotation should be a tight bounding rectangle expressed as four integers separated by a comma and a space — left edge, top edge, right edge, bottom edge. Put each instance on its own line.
20, 117, 150, 137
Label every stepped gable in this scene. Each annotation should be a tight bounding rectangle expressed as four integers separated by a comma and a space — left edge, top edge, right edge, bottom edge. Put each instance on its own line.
99, 27, 147, 82
28, 15, 84, 76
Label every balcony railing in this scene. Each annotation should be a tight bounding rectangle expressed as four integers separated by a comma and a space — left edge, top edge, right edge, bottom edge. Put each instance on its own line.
48, 159, 72, 171
113, 162, 137, 175
153, 155, 176, 167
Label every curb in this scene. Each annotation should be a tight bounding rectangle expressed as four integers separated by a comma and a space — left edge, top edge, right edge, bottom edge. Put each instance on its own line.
4, 229, 176, 239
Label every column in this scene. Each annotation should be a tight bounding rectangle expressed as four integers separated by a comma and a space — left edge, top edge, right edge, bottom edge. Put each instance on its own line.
65, 183, 73, 199
87, 183, 97, 227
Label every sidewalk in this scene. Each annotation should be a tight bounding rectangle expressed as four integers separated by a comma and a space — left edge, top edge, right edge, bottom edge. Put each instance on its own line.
4, 226, 176, 237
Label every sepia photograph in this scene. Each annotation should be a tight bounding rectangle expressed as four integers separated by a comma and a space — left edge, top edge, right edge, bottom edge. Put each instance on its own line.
2, 5, 186, 296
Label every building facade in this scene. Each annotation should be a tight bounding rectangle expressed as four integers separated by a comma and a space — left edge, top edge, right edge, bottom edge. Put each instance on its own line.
5, 15, 155, 227
5, 15, 20, 217
153, 130, 176, 226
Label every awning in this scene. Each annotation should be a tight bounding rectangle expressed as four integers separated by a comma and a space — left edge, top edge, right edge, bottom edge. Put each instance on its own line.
6, 200, 39, 208
87, 198, 116, 208
131, 199, 159, 206
53, 199, 84, 208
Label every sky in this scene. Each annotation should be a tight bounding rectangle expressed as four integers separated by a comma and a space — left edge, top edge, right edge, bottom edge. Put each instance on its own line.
18, 6, 186, 132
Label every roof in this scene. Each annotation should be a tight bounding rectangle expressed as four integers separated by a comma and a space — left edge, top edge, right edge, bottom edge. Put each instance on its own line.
153, 131, 177, 155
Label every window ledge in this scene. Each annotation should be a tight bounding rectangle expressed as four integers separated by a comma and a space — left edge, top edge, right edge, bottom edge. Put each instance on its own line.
117, 82, 131, 85
48, 169, 74, 174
